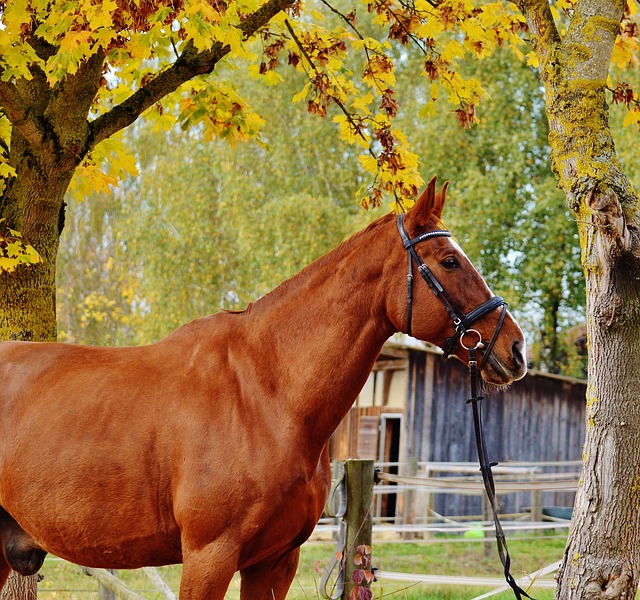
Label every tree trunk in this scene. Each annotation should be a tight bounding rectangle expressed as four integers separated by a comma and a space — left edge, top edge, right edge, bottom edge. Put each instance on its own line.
527, 3, 640, 597
0, 136, 69, 342
509, 0, 640, 596
0, 265, 57, 342
556, 290, 640, 597
1, 575, 38, 600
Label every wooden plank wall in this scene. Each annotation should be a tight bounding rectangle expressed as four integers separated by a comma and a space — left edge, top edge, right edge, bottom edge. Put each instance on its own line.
408, 351, 586, 516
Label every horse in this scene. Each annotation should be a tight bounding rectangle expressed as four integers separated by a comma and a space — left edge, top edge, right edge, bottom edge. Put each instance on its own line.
0, 177, 526, 599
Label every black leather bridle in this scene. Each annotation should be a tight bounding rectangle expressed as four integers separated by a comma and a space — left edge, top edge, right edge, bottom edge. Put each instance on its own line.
396, 213, 507, 366
397, 213, 534, 600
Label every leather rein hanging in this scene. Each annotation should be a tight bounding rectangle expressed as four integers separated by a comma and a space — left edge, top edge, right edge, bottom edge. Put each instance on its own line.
396, 213, 534, 600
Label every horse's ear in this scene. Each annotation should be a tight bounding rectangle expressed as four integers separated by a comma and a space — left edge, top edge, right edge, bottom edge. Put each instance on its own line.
406, 176, 447, 229
436, 181, 449, 207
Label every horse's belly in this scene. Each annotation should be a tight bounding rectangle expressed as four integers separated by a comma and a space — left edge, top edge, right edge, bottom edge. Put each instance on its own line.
47, 533, 183, 570
0, 464, 183, 569
7, 501, 183, 569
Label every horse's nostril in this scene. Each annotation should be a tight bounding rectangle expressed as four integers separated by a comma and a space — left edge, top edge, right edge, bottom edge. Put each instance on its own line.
512, 340, 524, 367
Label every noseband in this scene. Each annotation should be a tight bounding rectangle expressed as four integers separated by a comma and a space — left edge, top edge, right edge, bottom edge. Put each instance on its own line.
396, 213, 507, 367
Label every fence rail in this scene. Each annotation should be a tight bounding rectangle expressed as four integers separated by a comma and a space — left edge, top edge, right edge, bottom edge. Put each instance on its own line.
321, 459, 577, 599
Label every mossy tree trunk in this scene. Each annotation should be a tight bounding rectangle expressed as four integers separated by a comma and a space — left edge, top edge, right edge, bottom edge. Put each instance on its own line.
514, 0, 640, 597
0, 41, 102, 343
0, 136, 74, 342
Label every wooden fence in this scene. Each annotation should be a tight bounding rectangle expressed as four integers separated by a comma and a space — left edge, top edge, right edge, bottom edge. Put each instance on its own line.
320, 458, 579, 599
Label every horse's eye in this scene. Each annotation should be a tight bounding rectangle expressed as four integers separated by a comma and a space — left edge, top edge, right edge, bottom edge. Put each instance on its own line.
441, 257, 460, 271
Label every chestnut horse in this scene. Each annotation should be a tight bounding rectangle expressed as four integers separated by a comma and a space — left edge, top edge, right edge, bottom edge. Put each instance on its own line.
0, 178, 526, 599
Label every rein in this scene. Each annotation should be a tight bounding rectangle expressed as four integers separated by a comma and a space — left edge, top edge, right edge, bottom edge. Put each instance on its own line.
465, 335, 534, 600
396, 214, 534, 600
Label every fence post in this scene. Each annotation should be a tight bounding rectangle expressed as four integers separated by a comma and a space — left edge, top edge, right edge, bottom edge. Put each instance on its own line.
402, 457, 418, 540
98, 570, 117, 600
423, 463, 434, 539
530, 467, 543, 526
342, 459, 374, 600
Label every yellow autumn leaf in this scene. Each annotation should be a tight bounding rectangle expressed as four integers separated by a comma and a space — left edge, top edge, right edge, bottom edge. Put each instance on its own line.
0, 161, 16, 179
292, 83, 311, 103
350, 91, 375, 115
261, 71, 283, 86
442, 39, 466, 62
623, 108, 640, 127
359, 154, 379, 174
416, 17, 444, 39
151, 112, 178, 132
611, 37, 639, 69
270, 10, 289, 24
0, 257, 20, 272
86, 0, 117, 29
419, 102, 437, 119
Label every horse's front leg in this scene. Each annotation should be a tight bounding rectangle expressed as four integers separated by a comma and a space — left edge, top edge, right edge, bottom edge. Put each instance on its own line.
239, 547, 300, 600
179, 542, 238, 600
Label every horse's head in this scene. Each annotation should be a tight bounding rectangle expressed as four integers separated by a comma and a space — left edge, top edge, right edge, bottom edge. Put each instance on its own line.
388, 177, 526, 385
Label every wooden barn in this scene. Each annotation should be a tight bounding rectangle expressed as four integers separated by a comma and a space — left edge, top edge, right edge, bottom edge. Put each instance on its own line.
329, 337, 586, 518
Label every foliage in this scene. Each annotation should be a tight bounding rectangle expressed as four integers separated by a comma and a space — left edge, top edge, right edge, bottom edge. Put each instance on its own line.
0, 219, 40, 273
56, 192, 147, 346
57, 93, 372, 343
350, 544, 375, 599
3, 0, 636, 241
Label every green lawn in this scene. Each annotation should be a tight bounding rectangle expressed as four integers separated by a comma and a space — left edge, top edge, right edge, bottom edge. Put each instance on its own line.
36, 534, 566, 599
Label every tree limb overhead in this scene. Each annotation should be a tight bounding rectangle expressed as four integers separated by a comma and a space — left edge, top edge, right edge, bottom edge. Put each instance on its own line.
88, 0, 296, 151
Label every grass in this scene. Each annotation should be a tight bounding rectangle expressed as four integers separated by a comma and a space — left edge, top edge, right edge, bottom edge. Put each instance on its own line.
35, 533, 566, 599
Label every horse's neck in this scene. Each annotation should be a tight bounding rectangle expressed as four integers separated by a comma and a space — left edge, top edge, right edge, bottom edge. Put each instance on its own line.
247, 216, 397, 453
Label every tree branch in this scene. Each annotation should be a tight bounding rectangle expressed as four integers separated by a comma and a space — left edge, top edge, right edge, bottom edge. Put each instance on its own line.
0, 79, 45, 148
284, 18, 375, 156
511, 0, 561, 63
565, 0, 624, 81
88, 0, 296, 150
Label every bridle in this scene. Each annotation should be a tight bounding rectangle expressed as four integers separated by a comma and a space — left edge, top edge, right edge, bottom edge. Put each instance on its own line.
397, 213, 534, 600
396, 213, 507, 365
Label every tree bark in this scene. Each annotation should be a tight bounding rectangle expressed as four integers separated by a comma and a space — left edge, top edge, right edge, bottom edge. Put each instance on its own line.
513, 0, 640, 596
0, 575, 38, 600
